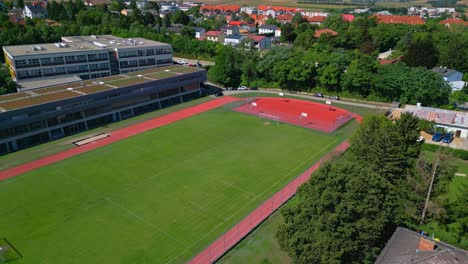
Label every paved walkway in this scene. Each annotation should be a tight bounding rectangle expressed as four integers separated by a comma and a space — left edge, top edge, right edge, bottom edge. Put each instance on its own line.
219, 89, 392, 111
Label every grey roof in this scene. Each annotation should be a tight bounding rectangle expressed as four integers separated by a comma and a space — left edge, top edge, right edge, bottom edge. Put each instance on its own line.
403, 104, 468, 128
225, 34, 245, 40
192, 27, 204, 32
25, 3, 46, 14
259, 24, 278, 30
4, 35, 170, 57
375, 227, 468, 264
432, 67, 460, 77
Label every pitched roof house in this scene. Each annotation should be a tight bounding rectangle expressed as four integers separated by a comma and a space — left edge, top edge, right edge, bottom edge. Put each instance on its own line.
203, 31, 225, 43
439, 17, 468, 26
314, 28, 338, 38
375, 15, 424, 25
23, 3, 47, 19
258, 24, 278, 35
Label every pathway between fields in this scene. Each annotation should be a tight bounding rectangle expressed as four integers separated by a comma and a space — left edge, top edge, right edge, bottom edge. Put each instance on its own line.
0, 96, 239, 181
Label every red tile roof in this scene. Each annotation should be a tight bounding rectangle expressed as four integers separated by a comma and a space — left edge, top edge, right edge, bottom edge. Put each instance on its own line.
258, 5, 302, 12
379, 57, 402, 65
314, 28, 338, 38
305, 16, 326, 23
342, 14, 355, 22
201, 5, 240, 13
248, 35, 266, 42
276, 14, 293, 22
375, 15, 424, 25
439, 18, 468, 26
205, 30, 223, 37
229, 20, 243, 26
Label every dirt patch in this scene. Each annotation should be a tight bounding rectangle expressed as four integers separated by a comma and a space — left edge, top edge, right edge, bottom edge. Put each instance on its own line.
264, 122, 271, 126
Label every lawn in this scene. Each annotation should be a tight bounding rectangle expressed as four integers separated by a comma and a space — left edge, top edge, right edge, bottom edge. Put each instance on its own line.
0, 107, 348, 264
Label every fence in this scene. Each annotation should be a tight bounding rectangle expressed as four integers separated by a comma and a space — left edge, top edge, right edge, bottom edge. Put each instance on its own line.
188, 141, 350, 264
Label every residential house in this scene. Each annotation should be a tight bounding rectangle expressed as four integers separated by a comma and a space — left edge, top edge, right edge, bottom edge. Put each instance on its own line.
160, 2, 179, 12
439, 18, 468, 27
193, 27, 206, 39
249, 14, 268, 26
224, 34, 246, 47
221, 25, 240, 36
432, 67, 463, 82
276, 14, 293, 24
258, 25, 278, 35
274, 28, 281, 37
239, 23, 256, 33
375, 14, 424, 25
306, 16, 327, 25
432, 67, 466, 92
314, 28, 338, 38
246, 35, 271, 51
200, 5, 240, 14
204, 31, 225, 43
376, 227, 468, 264
23, 3, 47, 19
240, 6, 257, 14
178, 4, 192, 12
342, 14, 354, 22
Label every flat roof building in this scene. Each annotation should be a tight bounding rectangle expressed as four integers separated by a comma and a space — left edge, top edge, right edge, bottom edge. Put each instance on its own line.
3, 35, 173, 88
0, 65, 206, 155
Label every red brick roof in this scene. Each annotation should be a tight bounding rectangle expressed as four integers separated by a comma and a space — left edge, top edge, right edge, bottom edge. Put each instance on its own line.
342, 14, 355, 22
229, 20, 243, 26
439, 18, 468, 26
205, 30, 223, 37
305, 16, 327, 23
201, 5, 240, 13
379, 56, 402, 65
258, 5, 302, 12
248, 35, 266, 42
276, 14, 293, 22
375, 15, 424, 25
314, 28, 338, 38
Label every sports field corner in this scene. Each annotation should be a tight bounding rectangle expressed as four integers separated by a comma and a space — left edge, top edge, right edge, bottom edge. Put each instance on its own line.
0, 96, 362, 263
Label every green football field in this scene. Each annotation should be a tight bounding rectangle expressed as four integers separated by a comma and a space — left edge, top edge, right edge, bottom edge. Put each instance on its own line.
0, 108, 347, 264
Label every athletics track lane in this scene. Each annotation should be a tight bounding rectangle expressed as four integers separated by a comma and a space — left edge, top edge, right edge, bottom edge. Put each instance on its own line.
0, 96, 239, 181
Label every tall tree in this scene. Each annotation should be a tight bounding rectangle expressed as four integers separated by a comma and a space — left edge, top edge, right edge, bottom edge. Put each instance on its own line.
402, 35, 438, 68
208, 46, 243, 87
278, 160, 396, 263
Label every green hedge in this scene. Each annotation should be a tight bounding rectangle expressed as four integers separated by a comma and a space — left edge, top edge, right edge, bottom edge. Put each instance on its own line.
422, 144, 468, 160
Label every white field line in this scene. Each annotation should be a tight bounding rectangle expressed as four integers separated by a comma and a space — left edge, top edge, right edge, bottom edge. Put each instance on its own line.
166, 138, 340, 264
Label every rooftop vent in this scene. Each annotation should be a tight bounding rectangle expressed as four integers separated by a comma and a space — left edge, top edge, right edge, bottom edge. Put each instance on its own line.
67, 87, 74, 91
93, 41, 107, 48
32, 45, 44, 51
137, 74, 143, 77
98, 81, 104, 85
91, 35, 98, 39
165, 70, 170, 72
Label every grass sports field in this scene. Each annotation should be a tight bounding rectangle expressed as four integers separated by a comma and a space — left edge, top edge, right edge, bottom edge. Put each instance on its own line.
0, 103, 352, 263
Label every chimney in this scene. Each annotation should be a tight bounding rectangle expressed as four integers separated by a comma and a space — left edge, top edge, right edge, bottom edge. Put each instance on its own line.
418, 237, 435, 251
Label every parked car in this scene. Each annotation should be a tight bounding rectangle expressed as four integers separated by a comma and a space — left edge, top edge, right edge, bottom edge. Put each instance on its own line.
215, 91, 224, 97
237, 86, 248, 91
329, 95, 340, 100
250, 86, 258, 90
225, 87, 233, 91
442, 132, 454, 143
432, 132, 444, 142
313, 93, 324, 98
416, 136, 425, 143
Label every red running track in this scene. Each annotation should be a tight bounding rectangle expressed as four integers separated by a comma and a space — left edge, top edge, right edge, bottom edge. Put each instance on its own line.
234, 97, 355, 133
0, 96, 240, 181
189, 141, 351, 264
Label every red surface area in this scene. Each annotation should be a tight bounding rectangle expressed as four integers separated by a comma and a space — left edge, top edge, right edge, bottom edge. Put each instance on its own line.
234, 97, 356, 133
0, 96, 239, 180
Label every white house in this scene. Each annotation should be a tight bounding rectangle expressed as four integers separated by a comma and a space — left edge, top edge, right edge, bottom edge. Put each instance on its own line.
23, 3, 47, 19
240, 6, 257, 14
258, 25, 278, 35
224, 34, 246, 47
193, 27, 206, 39
403, 104, 468, 139
203, 31, 225, 43
274, 28, 281, 37
432, 67, 465, 92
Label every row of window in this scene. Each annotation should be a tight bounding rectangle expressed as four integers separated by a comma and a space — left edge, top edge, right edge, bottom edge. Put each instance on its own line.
14, 53, 109, 67
118, 48, 172, 58
16, 63, 110, 78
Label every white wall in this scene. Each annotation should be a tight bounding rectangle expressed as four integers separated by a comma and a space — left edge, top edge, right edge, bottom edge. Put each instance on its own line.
436, 124, 468, 139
